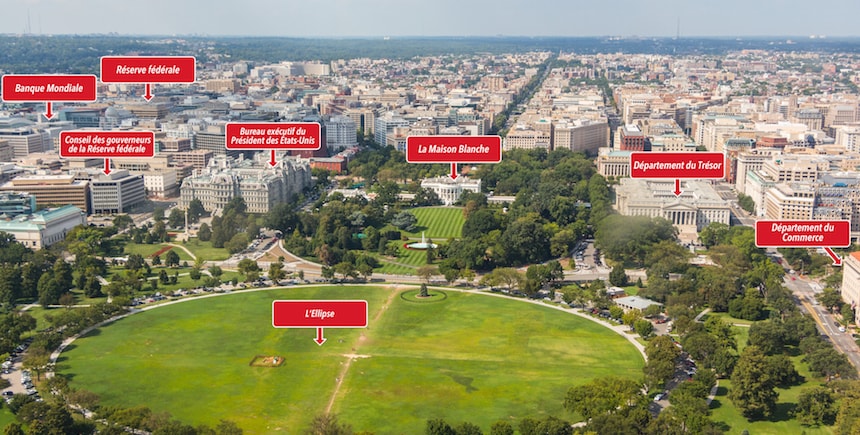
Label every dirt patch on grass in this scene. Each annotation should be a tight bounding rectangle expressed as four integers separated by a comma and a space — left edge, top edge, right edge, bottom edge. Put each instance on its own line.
249, 355, 285, 367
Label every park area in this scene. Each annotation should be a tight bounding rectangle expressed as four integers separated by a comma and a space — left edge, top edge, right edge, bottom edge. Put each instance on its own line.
56, 286, 643, 433
375, 206, 466, 274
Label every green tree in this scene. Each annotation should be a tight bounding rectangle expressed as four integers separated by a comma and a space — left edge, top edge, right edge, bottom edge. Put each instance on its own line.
643, 335, 681, 390
152, 207, 165, 221
224, 232, 250, 254
496, 217, 551, 266
425, 418, 455, 435
804, 347, 857, 379
4, 422, 24, 435
699, 222, 731, 248
168, 207, 185, 228
728, 288, 765, 321
796, 386, 837, 426
207, 265, 223, 278
215, 420, 243, 435
416, 265, 438, 284
563, 376, 643, 421
305, 413, 353, 435
634, 318, 654, 338
479, 268, 522, 290
766, 354, 801, 387
738, 193, 756, 214
187, 199, 206, 224
22, 347, 50, 381
333, 262, 357, 281
730, 346, 778, 420
489, 421, 513, 435
321, 266, 335, 281
112, 214, 134, 231
37, 274, 62, 307
158, 269, 169, 285
126, 253, 146, 271
53, 259, 74, 292
609, 264, 627, 287
269, 262, 286, 284
391, 211, 418, 232
0, 266, 21, 307
197, 223, 212, 242
454, 421, 483, 435
747, 320, 784, 355
165, 250, 180, 267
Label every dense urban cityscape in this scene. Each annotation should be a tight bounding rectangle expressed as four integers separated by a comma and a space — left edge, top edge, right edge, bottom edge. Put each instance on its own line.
0, 30, 860, 434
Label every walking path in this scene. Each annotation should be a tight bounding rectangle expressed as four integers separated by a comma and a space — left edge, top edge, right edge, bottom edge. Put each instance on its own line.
165, 243, 196, 260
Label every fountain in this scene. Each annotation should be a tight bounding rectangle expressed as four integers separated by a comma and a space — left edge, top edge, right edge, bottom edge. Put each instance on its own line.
404, 232, 438, 250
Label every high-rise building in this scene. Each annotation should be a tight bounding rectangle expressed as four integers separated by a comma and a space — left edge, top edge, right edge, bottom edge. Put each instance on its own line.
90, 170, 146, 214
553, 120, 608, 155
325, 115, 358, 153
374, 115, 409, 147
195, 125, 240, 159
617, 124, 648, 151
842, 252, 860, 318
0, 122, 52, 160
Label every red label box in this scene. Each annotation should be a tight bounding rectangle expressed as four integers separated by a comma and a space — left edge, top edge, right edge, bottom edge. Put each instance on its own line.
406, 135, 502, 163
272, 300, 368, 328
2, 74, 97, 102
755, 220, 851, 248
225, 122, 321, 150
59, 131, 155, 158
100, 56, 196, 83
630, 152, 725, 179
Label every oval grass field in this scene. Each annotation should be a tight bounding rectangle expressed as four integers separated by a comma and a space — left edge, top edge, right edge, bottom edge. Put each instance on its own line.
58, 286, 644, 433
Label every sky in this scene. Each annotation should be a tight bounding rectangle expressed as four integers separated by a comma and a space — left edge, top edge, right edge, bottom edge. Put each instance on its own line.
3, 0, 860, 38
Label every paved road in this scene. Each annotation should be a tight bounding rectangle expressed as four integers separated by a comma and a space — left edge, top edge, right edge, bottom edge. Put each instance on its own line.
786, 274, 860, 375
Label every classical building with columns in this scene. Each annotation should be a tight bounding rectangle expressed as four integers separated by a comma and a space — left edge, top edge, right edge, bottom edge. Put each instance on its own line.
596, 149, 632, 178
420, 176, 481, 206
614, 178, 731, 238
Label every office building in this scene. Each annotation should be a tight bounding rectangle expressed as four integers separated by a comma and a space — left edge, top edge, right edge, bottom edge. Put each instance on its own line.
0, 192, 37, 216
195, 125, 241, 159
325, 115, 358, 153
0, 175, 90, 213
843, 252, 860, 319
90, 170, 147, 214
617, 124, 648, 151
553, 120, 608, 155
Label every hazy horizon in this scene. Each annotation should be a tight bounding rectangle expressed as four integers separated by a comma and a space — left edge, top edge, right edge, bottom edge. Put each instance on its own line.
4, 0, 860, 38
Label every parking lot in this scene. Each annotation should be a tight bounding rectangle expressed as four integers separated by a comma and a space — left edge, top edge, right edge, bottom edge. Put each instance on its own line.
1, 337, 42, 403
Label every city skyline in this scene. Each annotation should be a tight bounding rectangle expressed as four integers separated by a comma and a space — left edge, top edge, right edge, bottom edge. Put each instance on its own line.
3, 0, 860, 38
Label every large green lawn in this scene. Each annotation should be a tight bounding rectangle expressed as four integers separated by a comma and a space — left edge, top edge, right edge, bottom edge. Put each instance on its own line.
405, 206, 466, 240
0, 407, 15, 431
57, 286, 643, 433
123, 242, 194, 262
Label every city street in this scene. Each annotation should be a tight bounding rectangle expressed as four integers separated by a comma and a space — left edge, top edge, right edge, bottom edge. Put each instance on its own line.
786, 274, 860, 374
